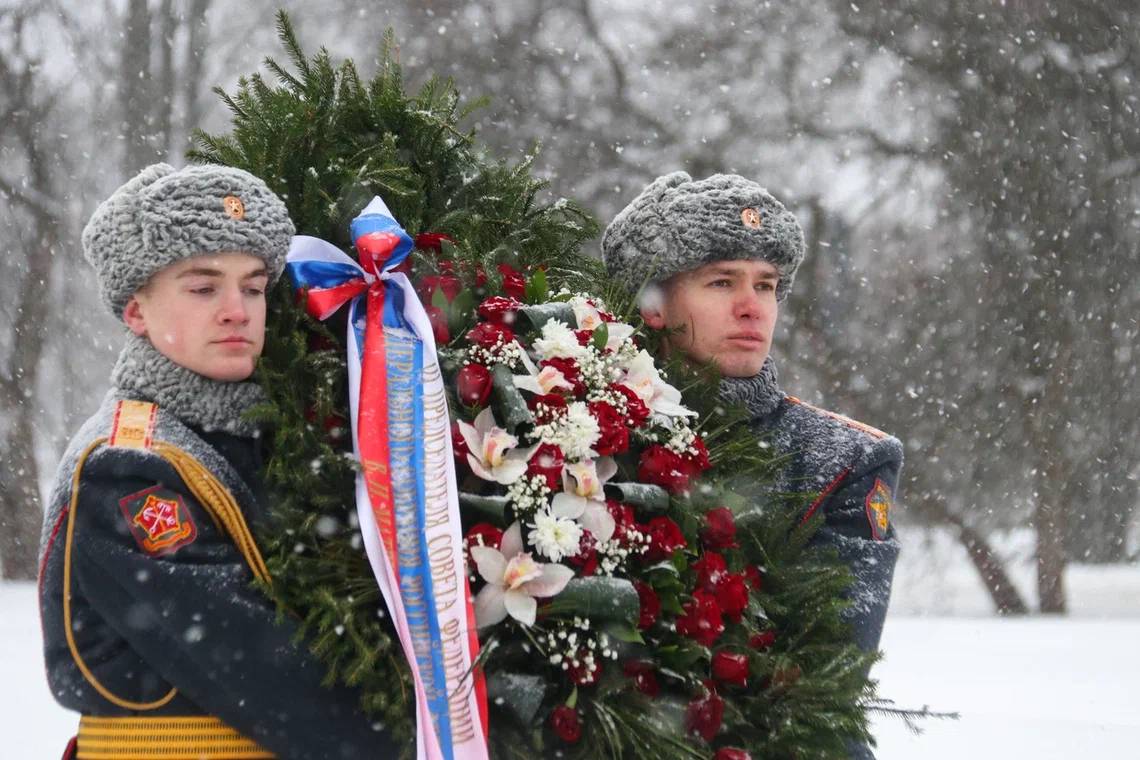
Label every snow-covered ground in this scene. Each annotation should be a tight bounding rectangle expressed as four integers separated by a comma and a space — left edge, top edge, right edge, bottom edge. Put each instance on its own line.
6, 527, 1139, 758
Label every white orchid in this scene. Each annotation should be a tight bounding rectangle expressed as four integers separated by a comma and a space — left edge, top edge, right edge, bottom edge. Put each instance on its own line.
471, 522, 574, 628
549, 457, 617, 543
513, 363, 576, 395
458, 408, 537, 485
619, 350, 697, 418
570, 298, 637, 351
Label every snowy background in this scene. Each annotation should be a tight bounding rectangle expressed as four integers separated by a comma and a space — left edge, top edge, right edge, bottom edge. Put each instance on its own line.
3, 2, 1138, 758
6, 527, 1139, 758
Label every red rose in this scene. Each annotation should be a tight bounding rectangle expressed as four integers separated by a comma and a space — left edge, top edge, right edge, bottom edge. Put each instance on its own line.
466, 321, 514, 350
701, 507, 738, 550
711, 651, 749, 688
607, 500, 638, 545
634, 581, 660, 630
713, 749, 751, 760
476, 296, 522, 326
527, 393, 568, 424
642, 516, 687, 562
526, 443, 565, 490
588, 400, 629, 456
676, 590, 725, 647
418, 274, 462, 303
686, 436, 711, 472
497, 263, 527, 300
638, 445, 696, 494
426, 305, 450, 345
684, 687, 725, 742
456, 364, 493, 407
622, 660, 660, 697
463, 523, 503, 566
451, 421, 469, 460
540, 357, 586, 397
609, 383, 651, 427
567, 530, 599, 576
692, 552, 728, 593
567, 649, 601, 686
715, 573, 750, 624
574, 329, 593, 346
744, 565, 764, 592
549, 704, 581, 744
749, 630, 777, 650
414, 232, 453, 252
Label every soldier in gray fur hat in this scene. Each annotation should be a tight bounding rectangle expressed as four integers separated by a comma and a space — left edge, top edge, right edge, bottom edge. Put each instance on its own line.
39, 164, 398, 759
604, 172, 902, 760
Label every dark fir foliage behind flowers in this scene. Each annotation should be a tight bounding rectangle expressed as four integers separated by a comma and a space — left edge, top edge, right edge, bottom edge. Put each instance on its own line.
197, 13, 878, 760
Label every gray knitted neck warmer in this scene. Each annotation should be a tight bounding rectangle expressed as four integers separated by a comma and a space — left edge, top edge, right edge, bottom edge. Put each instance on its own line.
718, 357, 784, 419
111, 334, 266, 437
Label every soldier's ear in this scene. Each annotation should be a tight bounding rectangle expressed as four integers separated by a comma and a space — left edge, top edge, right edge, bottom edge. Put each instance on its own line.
639, 305, 666, 329
637, 281, 668, 329
122, 296, 149, 337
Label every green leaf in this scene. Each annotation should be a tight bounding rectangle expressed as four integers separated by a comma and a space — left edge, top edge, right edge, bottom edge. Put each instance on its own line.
591, 322, 609, 351
458, 492, 508, 522
604, 623, 645, 644
491, 364, 533, 433
430, 285, 449, 311
605, 482, 670, 513
524, 266, 548, 303
541, 577, 639, 624
518, 302, 574, 333
447, 288, 476, 337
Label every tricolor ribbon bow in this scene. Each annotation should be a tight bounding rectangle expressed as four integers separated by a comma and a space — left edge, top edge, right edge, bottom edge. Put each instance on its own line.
287, 199, 488, 760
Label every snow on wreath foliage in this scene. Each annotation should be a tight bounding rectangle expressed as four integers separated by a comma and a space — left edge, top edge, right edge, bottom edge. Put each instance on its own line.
191, 12, 879, 759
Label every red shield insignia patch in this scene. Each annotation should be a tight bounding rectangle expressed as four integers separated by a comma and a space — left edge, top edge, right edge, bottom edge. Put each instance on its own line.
865, 479, 892, 541
119, 486, 197, 555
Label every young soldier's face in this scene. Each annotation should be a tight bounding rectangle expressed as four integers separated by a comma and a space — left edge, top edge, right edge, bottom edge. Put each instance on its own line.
123, 252, 269, 382
640, 259, 779, 377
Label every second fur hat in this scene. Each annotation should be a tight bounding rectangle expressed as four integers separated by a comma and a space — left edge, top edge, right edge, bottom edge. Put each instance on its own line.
602, 172, 805, 301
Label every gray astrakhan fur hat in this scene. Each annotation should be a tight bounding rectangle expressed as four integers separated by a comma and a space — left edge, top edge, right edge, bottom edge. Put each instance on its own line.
602, 171, 805, 302
82, 163, 294, 317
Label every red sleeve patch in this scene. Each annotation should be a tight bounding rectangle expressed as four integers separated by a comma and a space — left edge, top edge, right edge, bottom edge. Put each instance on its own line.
118, 486, 197, 556
864, 478, 892, 541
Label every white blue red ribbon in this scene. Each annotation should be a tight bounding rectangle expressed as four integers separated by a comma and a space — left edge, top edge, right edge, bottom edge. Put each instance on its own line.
287, 199, 488, 760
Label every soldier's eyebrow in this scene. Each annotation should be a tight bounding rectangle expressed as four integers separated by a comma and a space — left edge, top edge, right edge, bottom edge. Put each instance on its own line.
175, 267, 224, 279
242, 266, 269, 280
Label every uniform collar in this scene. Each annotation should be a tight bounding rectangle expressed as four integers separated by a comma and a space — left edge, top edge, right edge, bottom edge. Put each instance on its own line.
110, 334, 266, 437
717, 357, 784, 420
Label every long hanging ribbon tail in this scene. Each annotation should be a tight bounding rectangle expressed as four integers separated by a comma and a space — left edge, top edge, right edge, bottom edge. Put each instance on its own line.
287, 201, 488, 760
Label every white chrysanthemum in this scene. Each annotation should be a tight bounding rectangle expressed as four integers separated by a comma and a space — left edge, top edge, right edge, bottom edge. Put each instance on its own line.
532, 320, 586, 360
528, 509, 583, 562
538, 401, 600, 460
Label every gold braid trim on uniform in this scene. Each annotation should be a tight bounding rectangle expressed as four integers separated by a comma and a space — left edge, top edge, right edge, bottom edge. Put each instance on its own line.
63, 437, 179, 711
152, 441, 270, 585
63, 437, 271, 712
77, 715, 274, 759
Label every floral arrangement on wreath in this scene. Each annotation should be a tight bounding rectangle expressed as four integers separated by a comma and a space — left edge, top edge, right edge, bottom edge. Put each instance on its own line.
192, 15, 880, 760
434, 261, 776, 759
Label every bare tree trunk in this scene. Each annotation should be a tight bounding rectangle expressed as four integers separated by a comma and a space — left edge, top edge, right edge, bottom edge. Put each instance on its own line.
957, 522, 1030, 616
121, 0, 154, 173
931, 501, 1030, 615
0, 8, 63, 580
182, 0, 212, 138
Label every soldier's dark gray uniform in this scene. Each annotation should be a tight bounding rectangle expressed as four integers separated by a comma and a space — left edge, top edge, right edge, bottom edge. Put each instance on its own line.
38, 340, 401, 759
604, 171, 902, 760
721, 361, 901, 655
38, 163, 403, 759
